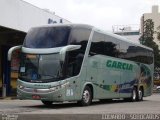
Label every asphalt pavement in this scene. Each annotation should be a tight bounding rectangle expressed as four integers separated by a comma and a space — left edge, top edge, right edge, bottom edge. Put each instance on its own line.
0, 93, 160, 120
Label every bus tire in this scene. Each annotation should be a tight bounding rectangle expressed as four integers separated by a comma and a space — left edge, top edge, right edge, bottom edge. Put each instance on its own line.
124, 87, 138, 102
138, 87, 143, 101
131, 87, 138, 102
41, 100, 53, 106
79, 86, 92, 106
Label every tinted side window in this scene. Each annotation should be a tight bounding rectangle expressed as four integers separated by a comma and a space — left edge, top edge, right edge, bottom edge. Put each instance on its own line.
68, 27, 91, 53
89, 33, 120, 57
66, 28, 91, 77
89, 31, 153, 65
147, 51, 154, 64
89, 32, 105, 55
119, 42, 153, 64
104, 35, 120, 57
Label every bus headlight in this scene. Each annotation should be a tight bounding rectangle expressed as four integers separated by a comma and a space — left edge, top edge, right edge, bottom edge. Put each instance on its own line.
18, 85, 25, 89
61, 82, 69, 88
49, 82, 69, 92
49, 85, 62, 92
49, 86, 58, 91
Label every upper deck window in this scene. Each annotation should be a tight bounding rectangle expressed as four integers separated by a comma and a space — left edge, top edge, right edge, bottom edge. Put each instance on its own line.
23, 26, 71, 48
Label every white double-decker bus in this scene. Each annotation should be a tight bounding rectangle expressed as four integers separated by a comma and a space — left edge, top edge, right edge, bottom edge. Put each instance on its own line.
8, 24, 154, 106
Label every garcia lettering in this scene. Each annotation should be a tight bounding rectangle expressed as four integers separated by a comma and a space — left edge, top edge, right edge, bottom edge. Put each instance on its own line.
106, 60, 133, 71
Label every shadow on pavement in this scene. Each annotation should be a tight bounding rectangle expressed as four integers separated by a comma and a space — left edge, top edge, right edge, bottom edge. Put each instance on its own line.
21, 99, 148, 109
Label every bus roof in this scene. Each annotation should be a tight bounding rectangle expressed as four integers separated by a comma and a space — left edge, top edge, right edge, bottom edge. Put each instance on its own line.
31, 23, 93, 30
30, 24, 153, 51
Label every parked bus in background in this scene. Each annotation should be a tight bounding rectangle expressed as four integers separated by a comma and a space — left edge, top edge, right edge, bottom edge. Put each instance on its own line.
8, 24, 154, 106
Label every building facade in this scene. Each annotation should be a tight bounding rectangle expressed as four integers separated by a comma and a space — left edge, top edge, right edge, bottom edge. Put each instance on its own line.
140, 5, 160, 48
0, 0, 70, 97
141, 5, 160, 83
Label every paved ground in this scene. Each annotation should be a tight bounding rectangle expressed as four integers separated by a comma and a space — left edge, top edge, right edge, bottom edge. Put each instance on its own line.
0, 93, 160, 120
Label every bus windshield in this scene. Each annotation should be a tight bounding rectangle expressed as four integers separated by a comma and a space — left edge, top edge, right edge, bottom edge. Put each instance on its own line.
19, 53, 62, 83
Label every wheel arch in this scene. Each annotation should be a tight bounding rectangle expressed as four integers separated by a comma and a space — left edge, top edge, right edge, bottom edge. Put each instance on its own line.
81, 82, 94, 99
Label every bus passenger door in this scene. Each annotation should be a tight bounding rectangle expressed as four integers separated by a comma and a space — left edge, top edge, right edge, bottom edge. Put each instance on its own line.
86, 56, 99, 98
64, 51, 84, 101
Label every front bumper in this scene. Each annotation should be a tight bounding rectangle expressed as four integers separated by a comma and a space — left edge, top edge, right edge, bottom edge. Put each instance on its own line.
17, 86, 65, 102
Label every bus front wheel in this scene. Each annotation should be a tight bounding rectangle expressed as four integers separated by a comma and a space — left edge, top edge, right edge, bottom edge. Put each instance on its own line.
41, 100, 53, 106
79, 86, 92, 106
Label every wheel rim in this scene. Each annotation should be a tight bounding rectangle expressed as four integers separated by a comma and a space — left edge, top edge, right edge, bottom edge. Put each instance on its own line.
83, 90, 90, 103
132, 89, 136, 100
139, 90, 143, 100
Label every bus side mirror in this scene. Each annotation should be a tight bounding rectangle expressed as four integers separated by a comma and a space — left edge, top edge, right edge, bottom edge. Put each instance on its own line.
8, 45, 22, 61
59, 45, 81, 62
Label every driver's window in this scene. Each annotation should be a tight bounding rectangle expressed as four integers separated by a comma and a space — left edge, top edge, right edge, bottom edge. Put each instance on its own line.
66, 49, 84, 77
